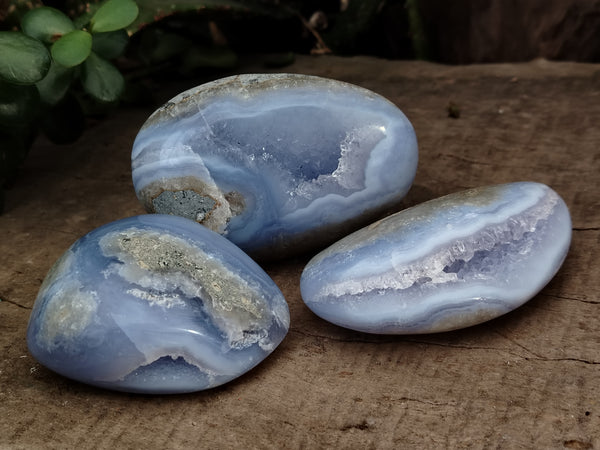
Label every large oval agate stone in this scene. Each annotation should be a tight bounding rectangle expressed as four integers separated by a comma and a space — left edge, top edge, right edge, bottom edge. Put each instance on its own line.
27, 215, 290, 393
300, 182, 571, 334
131, 74, 418, 258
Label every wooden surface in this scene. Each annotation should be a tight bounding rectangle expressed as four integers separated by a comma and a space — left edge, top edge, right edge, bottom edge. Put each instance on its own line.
1, 55, 599, 449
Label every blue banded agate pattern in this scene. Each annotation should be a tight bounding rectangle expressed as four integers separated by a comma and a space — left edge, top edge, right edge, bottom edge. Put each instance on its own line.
131, 74, 418, 258
27, 215, 290, 393
300, 182, 572, 334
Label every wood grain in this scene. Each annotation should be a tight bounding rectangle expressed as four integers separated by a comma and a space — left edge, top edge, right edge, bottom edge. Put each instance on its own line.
1, 55, 598, 449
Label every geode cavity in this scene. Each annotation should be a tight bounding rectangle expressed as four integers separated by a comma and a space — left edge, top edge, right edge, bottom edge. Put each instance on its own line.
131, 74, 418, 258
300, 182, 572, 334
27, 215, 290, 393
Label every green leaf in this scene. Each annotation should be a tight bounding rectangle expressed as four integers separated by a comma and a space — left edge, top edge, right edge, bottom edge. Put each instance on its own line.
51, 30, 93, 68
73, 11, 94, 30
92, 29, 129, 59
35, 61, 74, 105
90, 0, 139, 33
0, 81, 40, 127
0, 32, 51, 84
21, 7, 75, 44
81, 51, 124, 102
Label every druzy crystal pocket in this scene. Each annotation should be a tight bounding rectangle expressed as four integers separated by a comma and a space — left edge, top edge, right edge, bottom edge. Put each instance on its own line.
131, 74, 418, 258
27, 215, 290, 393
300, 182, 572, 334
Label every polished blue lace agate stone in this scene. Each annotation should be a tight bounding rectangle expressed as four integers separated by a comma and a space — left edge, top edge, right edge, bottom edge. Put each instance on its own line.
131, 74, 418, 258
301, 182, 571, 334
27, 215, 290, 393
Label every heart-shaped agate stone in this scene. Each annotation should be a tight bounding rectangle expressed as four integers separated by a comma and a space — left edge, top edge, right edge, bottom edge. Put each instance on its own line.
27, 215, 290, 393
300, 182, 571, 334
131, 74, 418, 259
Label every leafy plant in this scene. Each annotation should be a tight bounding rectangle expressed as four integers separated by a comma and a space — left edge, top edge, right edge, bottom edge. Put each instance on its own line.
0, 0, 139, 211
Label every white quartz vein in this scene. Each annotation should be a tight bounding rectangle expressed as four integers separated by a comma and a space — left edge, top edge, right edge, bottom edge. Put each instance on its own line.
315, 191, 558, 300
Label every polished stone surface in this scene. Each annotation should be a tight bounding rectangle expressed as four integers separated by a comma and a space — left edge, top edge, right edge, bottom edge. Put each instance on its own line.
27, 215, 290, 393
131, 73, 418, 258
300, 182, 572, 334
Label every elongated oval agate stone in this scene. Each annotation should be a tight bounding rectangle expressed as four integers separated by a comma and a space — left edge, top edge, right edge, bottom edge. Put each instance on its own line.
27, 215, 290, 393
131, 74, 418, 258
300, 182, 571, 334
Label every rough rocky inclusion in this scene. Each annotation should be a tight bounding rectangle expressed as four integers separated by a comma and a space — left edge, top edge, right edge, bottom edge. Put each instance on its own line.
27, 215, 290, 393
300, 182, 572, 334
132, 74, 418, 258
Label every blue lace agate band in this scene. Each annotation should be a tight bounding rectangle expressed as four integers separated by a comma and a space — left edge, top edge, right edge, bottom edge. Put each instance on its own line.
131, 74, 418, 258
301, 182, 572, 334
27, 214, 290, 393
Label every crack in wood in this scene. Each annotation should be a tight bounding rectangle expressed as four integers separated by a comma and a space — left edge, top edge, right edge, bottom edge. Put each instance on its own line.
524, 356, 600, 365
546, 293, 599, 304
493, 330, 549, 358
494, 331, 600, 364
292, 329, 600, 365
0, 297, 32, 310
392, 396, 458, 407
293, 329, 529, 360
339, 420, 372, 432
563, 439, 594, 449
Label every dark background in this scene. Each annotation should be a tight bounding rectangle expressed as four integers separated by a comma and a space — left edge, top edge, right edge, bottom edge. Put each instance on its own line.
2, 0, 600, 63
